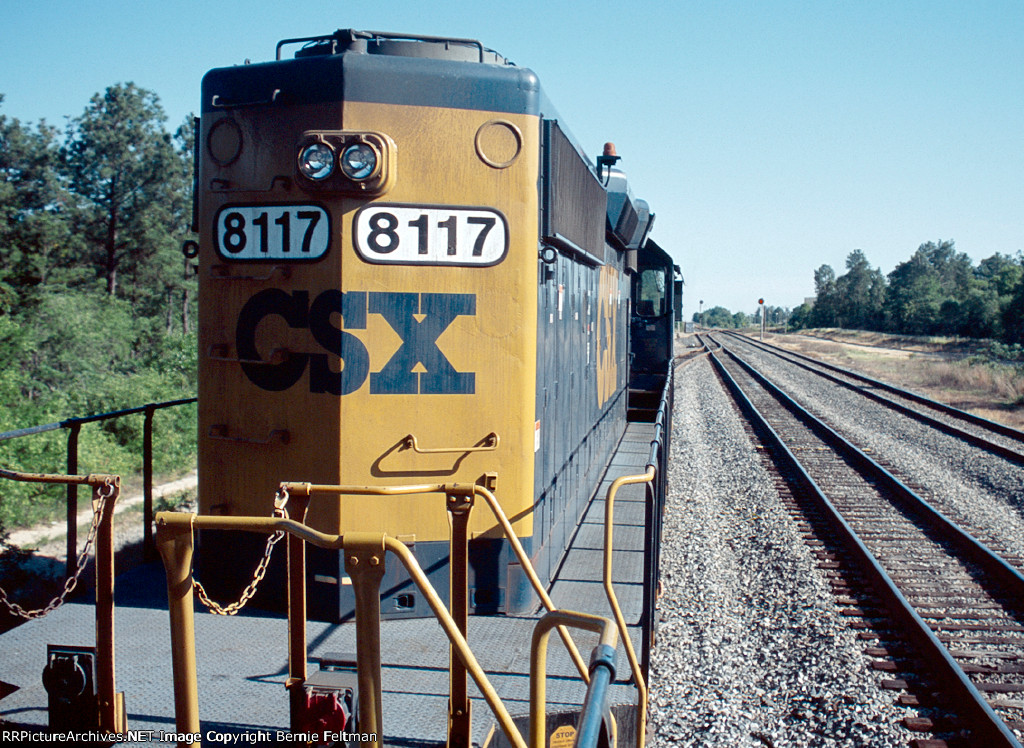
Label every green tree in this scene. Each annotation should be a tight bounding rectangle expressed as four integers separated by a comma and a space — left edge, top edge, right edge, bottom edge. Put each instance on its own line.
809, 264, 838, 327
834, 250, 886, 330
974, 253, 1022, 339
977, 253, 1023, 299
1002, 256, 1024, 344
885, 248, 943, 334
63, 83, 187, 301
920, 239, 972, 303
788, 302, 813, 330
955, 288, 1000, 338
883, 240, 978, 335
0, 98, 80, 311
0, 88, 199, 532
696, 305, 740, 328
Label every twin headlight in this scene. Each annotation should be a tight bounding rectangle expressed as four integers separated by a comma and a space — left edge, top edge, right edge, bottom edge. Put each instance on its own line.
298, 142, 335, 180
296, 131, 395, 194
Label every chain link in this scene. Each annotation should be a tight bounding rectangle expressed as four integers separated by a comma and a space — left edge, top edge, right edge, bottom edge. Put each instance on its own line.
192, 490, 289, 616
0, 483, 110, 621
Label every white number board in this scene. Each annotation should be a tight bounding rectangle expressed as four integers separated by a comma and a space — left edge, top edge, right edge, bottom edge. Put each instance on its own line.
215, 204, 330, 261
353, 204, 508, 266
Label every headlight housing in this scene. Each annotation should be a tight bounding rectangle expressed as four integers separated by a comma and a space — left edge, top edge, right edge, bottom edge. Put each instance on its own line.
295, 131, 395, 195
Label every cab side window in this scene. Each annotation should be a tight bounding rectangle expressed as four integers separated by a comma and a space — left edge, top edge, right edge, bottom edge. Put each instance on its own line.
636, 268, 666, 318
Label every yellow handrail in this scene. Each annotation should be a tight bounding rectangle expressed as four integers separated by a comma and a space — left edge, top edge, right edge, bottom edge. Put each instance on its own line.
155, 512, 529, 748
603, 466, 656, 748
0, 468, 126, 734
279, 481, 592, 682
529, 610, 619, 748
156, 473, 642, 747
402, 431, 499, 453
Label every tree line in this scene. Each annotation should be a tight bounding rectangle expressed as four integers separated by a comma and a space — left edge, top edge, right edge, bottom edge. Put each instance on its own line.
0, 84, 197, 530
692, 243, 1024, 348
790, 243, 1024, 345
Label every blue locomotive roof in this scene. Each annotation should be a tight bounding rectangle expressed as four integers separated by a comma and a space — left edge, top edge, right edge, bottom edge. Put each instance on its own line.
201, 33, 542, 116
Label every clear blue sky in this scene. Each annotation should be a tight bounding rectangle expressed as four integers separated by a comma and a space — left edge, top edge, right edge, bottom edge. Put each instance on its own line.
3, 1, 1021, 318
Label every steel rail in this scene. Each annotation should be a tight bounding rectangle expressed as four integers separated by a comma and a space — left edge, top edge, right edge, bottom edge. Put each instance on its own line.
721, 330, 1024, 445
720, 342, 1024, 594
710, 344, 1024, 747
0, 396, 197, 567
0, 397, 197, 443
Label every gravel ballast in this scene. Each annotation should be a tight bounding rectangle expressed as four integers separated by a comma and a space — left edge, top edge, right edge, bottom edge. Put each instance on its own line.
647, 354, 911, 747
730, 336, 1024, 563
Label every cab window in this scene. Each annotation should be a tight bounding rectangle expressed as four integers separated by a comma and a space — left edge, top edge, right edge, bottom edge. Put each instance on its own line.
636, 268, 667, 318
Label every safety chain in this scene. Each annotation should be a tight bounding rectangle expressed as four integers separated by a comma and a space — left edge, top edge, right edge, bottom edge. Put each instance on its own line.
0, 478, 114, 620
192, 488, 290, 616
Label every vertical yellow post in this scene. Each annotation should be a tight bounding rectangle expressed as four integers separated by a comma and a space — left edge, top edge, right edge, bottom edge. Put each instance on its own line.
156, 514, 201, 738
345, 532, 387, 747
446, 489, 473, 748
93, 478, 125, 732
603, 471, 653, 748
286, 490, 311, 731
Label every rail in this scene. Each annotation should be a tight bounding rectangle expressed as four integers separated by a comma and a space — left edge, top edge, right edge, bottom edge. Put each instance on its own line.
157, 478, 630, 747
530, 610, 618, 748
710, 342, 1024, 746
279, 482, 593, 682
721, 331, 1024, 464
0, 397, 197, 569
722, 330, 1024, 443
156, 508, 619, 748
0, 468, 126, 733
601, 359, 674, 748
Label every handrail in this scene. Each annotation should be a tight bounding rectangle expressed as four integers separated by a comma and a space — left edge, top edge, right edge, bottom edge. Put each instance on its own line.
529, 610, 618, 748
0, 397, 197, 442
573, 643, 618, 748
0, 468, 126, 733
157, 513, 536, 748
602, 467, 654, 748
0, 396, 197, 567
158, 473, 629, 747
279, 481, 592, 682
602, 359, 673, 748
402, 431, 499, 454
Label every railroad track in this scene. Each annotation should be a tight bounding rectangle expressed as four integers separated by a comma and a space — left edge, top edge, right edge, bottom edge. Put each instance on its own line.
674, 334, 710, 367
718, 330, 1024, 465
709, 337, 1024, 747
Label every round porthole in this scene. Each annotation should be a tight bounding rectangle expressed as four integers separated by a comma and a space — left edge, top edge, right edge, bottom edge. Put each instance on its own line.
207, 118, 243, 166
475, 119, 522, 169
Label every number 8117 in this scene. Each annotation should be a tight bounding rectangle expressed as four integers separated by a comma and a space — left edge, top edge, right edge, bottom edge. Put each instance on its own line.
214, 204, 330, 261
353, 204, 508, 266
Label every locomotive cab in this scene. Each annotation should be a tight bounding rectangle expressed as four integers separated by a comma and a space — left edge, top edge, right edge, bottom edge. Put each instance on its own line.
628, 241, 680, 422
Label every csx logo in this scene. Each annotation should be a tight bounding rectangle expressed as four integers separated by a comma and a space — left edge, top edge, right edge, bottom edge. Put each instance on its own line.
235, 289, 475, 395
